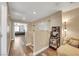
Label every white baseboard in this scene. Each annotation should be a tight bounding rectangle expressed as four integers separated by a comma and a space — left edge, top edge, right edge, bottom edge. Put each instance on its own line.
33, 46, 49, 56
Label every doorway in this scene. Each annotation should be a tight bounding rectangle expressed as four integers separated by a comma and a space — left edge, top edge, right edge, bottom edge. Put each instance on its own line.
9, 22, 32, 56
14, 22, 27, 47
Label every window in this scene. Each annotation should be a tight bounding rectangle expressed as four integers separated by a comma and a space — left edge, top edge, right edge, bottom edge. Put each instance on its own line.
14, 26, 19, 32
14, 23, 27, 32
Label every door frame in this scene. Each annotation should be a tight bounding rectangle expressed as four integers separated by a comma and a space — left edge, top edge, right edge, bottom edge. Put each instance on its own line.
13, 22, 27, 45
0, 3, 8, 56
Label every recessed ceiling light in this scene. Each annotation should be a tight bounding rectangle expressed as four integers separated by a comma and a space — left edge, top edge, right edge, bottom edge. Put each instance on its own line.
33, 11, 36, 14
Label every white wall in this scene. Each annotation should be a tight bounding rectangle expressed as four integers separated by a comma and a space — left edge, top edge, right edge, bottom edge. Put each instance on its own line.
0, 3, 8, 55
0, 5, 1, 55
28, 11, 62, 55
62, 8, 79, 40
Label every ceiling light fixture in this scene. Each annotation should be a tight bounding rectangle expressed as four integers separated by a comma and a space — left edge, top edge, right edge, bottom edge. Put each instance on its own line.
33, 11, 37, 14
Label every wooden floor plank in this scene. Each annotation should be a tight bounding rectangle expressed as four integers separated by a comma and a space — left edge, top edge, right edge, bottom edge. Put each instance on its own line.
9, 35, 33, 56
37, 48, 57, 56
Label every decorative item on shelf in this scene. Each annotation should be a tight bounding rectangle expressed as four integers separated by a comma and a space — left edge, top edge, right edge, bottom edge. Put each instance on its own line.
49, 26, 60, 49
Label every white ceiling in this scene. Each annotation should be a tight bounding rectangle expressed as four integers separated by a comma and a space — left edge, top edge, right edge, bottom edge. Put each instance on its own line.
8, 2, 79, 22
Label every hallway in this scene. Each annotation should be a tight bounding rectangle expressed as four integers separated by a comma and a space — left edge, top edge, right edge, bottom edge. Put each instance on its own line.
9, 35, 33, 56
1, 2, 79, 56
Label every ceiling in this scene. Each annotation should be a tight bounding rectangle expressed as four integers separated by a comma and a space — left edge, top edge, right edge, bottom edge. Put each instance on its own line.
8, 2, 79, 22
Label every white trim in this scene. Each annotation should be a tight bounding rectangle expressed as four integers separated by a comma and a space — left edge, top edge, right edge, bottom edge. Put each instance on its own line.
25, 24, 27, 45
13, 22, 15, 41
1, 4, 8, 55
33, 46, 49, 56
33, 29, 35, 56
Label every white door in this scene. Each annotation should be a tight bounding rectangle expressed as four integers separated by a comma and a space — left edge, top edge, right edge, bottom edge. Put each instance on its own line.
0, 2, 8, 56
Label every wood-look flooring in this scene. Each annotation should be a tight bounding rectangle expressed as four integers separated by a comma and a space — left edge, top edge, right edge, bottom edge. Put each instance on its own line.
9, 35, 57, 56
37, 48, 57, 56
9, 35, 33, 56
